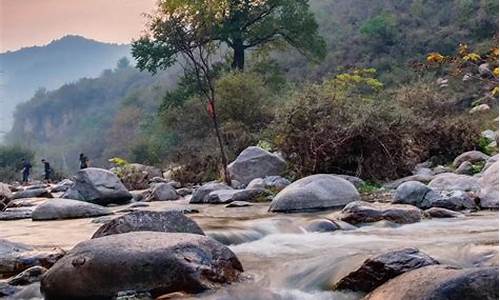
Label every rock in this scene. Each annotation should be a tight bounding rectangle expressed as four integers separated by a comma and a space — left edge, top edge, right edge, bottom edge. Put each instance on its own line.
129, 202, 149, 208
49, 179, 73, 193
0, 182, 13, 210
469, 104, 490, 114
432, 165, 452, 175
12, 188, 52, 200
428, 173, 481, 193
482, 154, 499, 172
144, 183, 178, 201
269, 174, 360, 213
91, 210, 204, 239
8, 266, 47, 286
482, 129, 497, 141
190, 182, 233, 204
383, 174, 434, 190
149, 176, 168, 184
455, 161, 474, 175
333, 175, 366, 189
176, 187, 193, 197
246, 176, 291, 191
334, 248, 438, 293
0, 208, 32, 220
62, 168, 132, 205
0, 239, 65, 277
453, 151, 490, 168
478, 63, 490, 75
230, 180, 245, 189
392, 181, 437, 209
339, 201, 422, 225
478, 162, 499, 208
32, 198, 112, 221
429, 190, 477, 210
206, 189, 268, 204
364, 265, 498, 300
225, 201, 253, 208
41, 232, 243, 299
228, 146, 287, 185
130, 189, 149, 202
116, 163, 163, 190
0, 282, 19, 297
424, 207, 465, 218
304, 219, 340, 232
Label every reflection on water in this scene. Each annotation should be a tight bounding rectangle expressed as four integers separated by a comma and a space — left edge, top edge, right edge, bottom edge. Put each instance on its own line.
0, 198, 498, 299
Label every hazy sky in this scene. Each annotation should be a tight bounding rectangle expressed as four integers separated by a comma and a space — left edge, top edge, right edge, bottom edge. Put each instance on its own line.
0, 0, 156, 52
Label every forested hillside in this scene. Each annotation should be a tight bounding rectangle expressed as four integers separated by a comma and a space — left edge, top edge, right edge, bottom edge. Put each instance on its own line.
5, 0, 499, 179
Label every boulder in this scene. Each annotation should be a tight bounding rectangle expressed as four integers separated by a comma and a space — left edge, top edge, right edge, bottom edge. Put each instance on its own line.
429, 190, 477, 210
32, 199, 112, 221
0, 282, 19, 297
41, 232, 243, 299
8, 266, 47, 286
482, 154, 498, 172
364, 265, 498, 300
383, 174, 434, 190
12, 188, 52, 200
304, 219, 340, 232
433, 165, 452, 175
225, 201, 253, 208
0, 183, 13, 210
333, 175, 366, 189
269, 174, 360, 213
130, 189, 149, 202
424, 207, 465, 218
428, 173, 480, 193
144, 183, 178, 201
0, 208, 32, 220
481, 129, 497, 141
339, 201, 422, 225
228, 146, 287, 185
176, 187, 193, 197
392, 181, 437, 209
246, 176, 291, 191
334, 248, 438, 293
478, 162, 499, 209
49, 179, 73, 193
91, 210, 204, 239
453, 151, 489, 168
62, 168, 132, 205
206, 189, 268, 204
455, 161, 474, 175
190, 182, 233, 204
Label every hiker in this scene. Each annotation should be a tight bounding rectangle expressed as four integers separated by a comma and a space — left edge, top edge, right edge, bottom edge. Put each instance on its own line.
41, 159, 52, 182
79, 153, 89, 169
21, 159, 32, 184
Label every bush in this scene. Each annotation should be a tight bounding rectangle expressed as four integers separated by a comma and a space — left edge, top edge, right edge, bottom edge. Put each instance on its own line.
0, 145, 35, 182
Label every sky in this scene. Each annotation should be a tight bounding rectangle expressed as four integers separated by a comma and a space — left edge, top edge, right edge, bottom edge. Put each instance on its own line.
0, 0, 156, 52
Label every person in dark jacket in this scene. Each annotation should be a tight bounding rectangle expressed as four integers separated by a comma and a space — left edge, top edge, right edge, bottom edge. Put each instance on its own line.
79, 153, 89, 169
41, 159, 52, 182
21, 159, 32, 184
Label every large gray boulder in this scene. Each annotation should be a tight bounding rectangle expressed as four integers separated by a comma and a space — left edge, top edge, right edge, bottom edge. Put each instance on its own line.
190, 182, 233, 204
364, 265, 498, 300
478, 162, 499, 208
269, 174, 360, 213
339, 201, 422, 225
41, 232, 243, 299
453, 151, 490, 168
429, 190, 477, 211
62, 168, 132, 205
428, 173, 481, 193
392, 181, 437, 209
91, 210, 204, 238
383, 174, 435, 190
144, 183, 178, 201
32, 199, 111, 221
206, 189, 268, 204
334, 248, 438, 293
228, 146, 287, 185
246, 176, 291, 191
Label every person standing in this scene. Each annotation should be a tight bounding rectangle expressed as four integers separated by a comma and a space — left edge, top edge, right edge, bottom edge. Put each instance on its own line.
21, 159, 32, 184
41, 159, 52, 182
79, 153, 89, 169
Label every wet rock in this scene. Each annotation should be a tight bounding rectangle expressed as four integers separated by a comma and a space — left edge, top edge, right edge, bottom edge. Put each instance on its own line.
190, 182, 233, 204
41, 232, 243, 299
453, 151, 490, 168
49, 179, 73, 193
429, 190, 477, 210
32, 198, 112, 221
478, 161, 499, 209
304, 219, 340, 232
269, 174, 360, 213
246, 176, 291, 191
176, 187, 193, 197
206, 189, 268, 204
0, 208, 32, 220
334, 248, 438, 293
63, 168, 132, 205
392, 181, 437, 209
339, 201, 422, 225
144, 183, 178, 201
364, 265, 498, 300
12, 188, 52, 200
0, 239, 65, 277
424, 207, 465, 218
91, 210, 204, 239
8, 266, 47, 286
428, 173, 480, 193
225, 201, 253, 208
383, 174, 434, 190
228, 146, 287, 185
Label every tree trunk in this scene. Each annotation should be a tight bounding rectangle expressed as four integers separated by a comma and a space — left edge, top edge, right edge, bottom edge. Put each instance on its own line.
208, 100, 231, 185
231, 41, 245, 70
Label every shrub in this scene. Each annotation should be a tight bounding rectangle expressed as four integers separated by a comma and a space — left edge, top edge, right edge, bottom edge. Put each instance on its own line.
0, 145, 35, 182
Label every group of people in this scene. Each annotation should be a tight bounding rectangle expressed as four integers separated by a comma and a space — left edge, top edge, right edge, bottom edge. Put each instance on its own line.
20, 153, 89, 184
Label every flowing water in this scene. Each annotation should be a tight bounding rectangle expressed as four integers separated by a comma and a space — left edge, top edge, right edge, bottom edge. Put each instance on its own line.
1, 198, 498, 299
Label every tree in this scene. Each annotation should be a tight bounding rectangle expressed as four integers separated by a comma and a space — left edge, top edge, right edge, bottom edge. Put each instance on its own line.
133, 0, 326, 71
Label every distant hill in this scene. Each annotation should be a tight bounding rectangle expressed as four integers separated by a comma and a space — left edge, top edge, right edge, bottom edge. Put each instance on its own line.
0, 35, 132, 139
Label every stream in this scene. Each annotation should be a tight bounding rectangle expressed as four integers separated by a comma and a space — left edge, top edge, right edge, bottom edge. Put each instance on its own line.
1, 199, 498, 299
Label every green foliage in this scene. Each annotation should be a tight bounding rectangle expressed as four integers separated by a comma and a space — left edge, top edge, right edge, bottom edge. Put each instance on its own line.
360, 12, 398, 46
358, 182, 382, 193
478, 136, 498, 156
0, 145, 35, 182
